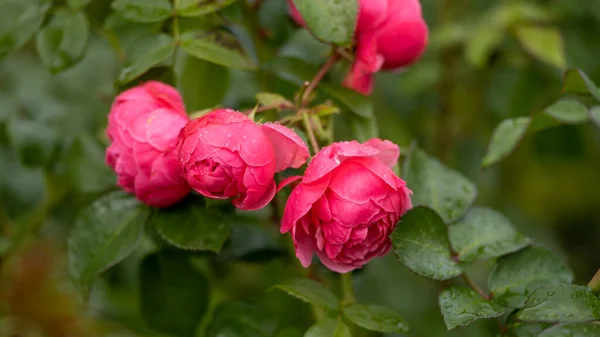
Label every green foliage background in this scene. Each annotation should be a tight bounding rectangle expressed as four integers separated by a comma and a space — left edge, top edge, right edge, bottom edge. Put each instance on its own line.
1, 0, 600, 336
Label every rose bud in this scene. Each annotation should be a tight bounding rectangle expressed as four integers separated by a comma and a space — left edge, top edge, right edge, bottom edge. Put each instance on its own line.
280, 139, 412, 273
177, 109, 309, 211
105, 81, 191, 207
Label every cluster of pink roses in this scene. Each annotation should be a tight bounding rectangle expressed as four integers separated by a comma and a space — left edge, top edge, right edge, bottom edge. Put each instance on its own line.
105, 82, 412, 272
289, 0, 428, 95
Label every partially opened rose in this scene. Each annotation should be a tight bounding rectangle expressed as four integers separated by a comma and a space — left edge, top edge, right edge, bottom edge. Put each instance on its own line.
177, 109, 309, 211
281, 139, 412, 273
105, 81, 191, 207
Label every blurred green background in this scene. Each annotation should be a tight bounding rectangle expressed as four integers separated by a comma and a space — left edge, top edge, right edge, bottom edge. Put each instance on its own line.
1, 0, 600, 336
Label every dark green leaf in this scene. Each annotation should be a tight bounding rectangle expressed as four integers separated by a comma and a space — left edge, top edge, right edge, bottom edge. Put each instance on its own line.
7, 117, 57, 168
269, 56, 317, 86
482, 117, 530, 168
342, 303, 409, 333
36, 9, 89, 74
219, 215, 286, 262
65, 135, 114, 193
342, 114, 379, 143
68, 191, 149, 298
151, 198, 231, 252
516, 284, 600, 323
320, 83, 373, 119
391, 206, 462, 280
0, 0, 51, 59
176, 52, 229, 112
508, 322, 553, 337
449, 207, 530, 262
562, 68, 600, 102
118, 34, 174, 84
177, 0, 237, 17
67, 0, 94, 10
274, 279, 339, 310
111, 0, 172, 23
206, 301, 278, 337
515, 25, 566, 69
543, 99, 589, 124
403, 148, 476, 223
181, 31, 256, 70
488, 246, 574, 308
292, 0, 358, 45
438, 286, 504, 331
538, 323, 600, 337
305, 318, 351, 337
140, 251, 209, 337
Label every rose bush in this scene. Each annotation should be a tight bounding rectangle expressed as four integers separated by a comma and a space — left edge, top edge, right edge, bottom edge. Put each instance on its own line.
281, 139, 412, 273
177, 109, 309, 210
105, 81, 190, 207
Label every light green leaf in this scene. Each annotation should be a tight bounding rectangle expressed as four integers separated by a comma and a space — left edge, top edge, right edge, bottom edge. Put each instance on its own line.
111, 0, 172, 23
516, 284, 600, 323
177, 0, 237, 17
151, 197, 231, 252
449, 207, 530, 262
181, 31, 256, 70
591, 106, 600, 128
391, 206, 462, 280
36, 9, 89, 74
488, 246, 574, 308
274, 279, 339, 310
544, 99, 589, 124
305, 318, 351, 337
68, 191, 149, 298
403, 147, 476, 223
342, 303, 409, 333
256, 92, 292, 107
207, 302, 278, 337
515, 25, 566, 69
482, 117, 530, 168
140, 251, 209, 337
539, 323, 600, 337
176, 52, 229, 112
465, 25, 505, 68
67, 0, 94, 10
562, 68, 600, 102
0, 0, 51, 59
439, 286, 504, 331
118, 34, 174, 84
292, 0, 358, 46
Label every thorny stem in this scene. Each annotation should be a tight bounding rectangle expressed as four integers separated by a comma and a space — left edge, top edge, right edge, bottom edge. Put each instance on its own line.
588, 268, 600, 293
300, 51, 340, 107
461, 273, 489, 300
302, 111, 321, 154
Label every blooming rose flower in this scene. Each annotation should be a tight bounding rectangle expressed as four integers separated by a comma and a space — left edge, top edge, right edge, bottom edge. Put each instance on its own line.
281, 139, 412, 273
105, 81, 191, 207
177, 109, 309, 211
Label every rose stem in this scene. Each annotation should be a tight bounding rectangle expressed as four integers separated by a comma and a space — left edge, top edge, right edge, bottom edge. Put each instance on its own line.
341, 272, 356, 304
302, 111, 320, 154
588, 268, 600, 293
461, 273, 489, 300
300, 50, 340, 107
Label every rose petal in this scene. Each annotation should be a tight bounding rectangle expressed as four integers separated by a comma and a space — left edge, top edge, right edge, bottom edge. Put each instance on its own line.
145, 108, 189, 152
281, 175, 330, 233
363, 138, 400, 168
303, 141, 379, 184
277, 175, 303, 193
260, 123, 309, 172
233, 180, 276, 211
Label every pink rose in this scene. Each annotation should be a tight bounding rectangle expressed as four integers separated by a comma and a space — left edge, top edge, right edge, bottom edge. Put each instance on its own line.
177, 109, 309, 211
105, 81, 191, 207
281, 139, 412, 273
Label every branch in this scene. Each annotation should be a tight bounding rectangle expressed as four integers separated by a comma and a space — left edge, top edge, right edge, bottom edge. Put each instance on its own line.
461, 273, 490, 300
302, 111, 320, 154
300, 51, 340, 107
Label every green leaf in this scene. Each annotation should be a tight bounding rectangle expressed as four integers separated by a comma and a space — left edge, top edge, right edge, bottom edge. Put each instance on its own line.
7, 117, 57, 168
151, 197, 231, 252
67, 0, 94, 10
391, 206, 462, 280
256, 92, 292, 107
219, 215, 286, 262
544, 99, 589, 124
305, 318, 351, 337
206, 302, 278, 337
111, 0, 172, 23
177, 0, 237, 17
403, 147, 476, 223
36, 9, 89, 74
140, 251, 209, 337
562, 68, 600, 102
482, 117, 530, 168
0, 0, 51, 59
515, 25, 566, 69
181, 31, 256, 70
516, 284, 600, 323
488, 246, 575, 308
292, 0, 358, 46
320, 83, 373, 119
591, 106, 600, 128
274, 279, 339, 310
465, 25, 505, 68
176, 52, 229, 112
118, 33, 174, 84
342, 303, 409, 333
538, 323, 600, 337
449, 207, 530, 263
342, 114, 379, 143
68, 191, 149, 298
508, 322, 553, 337
438, 286, 504, 331
65, 135, 114, 193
